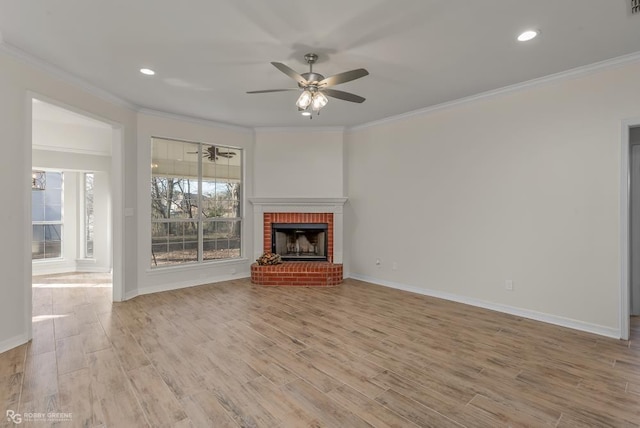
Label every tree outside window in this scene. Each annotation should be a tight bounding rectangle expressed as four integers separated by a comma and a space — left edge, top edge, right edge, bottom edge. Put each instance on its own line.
151, 138, 242, 267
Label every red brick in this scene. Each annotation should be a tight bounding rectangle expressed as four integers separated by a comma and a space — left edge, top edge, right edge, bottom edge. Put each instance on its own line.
251, 261, 342, 287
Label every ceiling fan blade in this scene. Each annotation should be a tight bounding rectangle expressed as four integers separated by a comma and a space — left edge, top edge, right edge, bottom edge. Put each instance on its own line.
215, 148, 236, 158
318, 68, 369, 87
246, 89, 298, 94
271, 62, 308, 85
322, 88, 366, 103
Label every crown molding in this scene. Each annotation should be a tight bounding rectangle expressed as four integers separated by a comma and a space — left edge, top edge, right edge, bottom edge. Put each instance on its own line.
253, 126, 345, 133
137, 108, 253, 134
0, 41, 137, 111
348, 50, 640, 132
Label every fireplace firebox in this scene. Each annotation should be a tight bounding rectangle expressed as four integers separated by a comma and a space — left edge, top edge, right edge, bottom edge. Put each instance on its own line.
272, 223, 328, 261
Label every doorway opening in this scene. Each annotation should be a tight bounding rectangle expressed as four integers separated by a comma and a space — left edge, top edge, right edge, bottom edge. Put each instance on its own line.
29, 96, 123, 322
621, 120, 640, 341
627, 125, 640, 341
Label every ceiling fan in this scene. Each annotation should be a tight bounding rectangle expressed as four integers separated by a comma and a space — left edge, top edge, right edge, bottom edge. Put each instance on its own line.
188, 146, 236, 162
247, 53, 369, 117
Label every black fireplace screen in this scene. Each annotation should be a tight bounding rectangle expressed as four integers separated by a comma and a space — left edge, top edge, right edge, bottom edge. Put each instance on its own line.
271, 223, 328, 261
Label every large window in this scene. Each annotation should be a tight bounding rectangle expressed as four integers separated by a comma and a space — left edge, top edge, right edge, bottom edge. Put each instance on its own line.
151, 138, 242, 267
32, 171, 63, 260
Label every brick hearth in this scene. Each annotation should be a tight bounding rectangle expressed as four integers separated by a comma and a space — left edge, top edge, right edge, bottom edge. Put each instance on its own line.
251, 262, 343, 287
251, 212, 343, 287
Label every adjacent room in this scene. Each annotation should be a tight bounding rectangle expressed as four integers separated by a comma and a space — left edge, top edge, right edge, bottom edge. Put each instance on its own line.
1, 1, 640, 426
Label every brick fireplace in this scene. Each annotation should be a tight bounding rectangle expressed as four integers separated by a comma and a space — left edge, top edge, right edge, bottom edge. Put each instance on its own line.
249, 198, 347, 286
263, 213, 334, 261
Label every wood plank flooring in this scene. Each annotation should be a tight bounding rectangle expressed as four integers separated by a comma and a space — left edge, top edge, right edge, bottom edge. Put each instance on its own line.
1, 272, 639, 427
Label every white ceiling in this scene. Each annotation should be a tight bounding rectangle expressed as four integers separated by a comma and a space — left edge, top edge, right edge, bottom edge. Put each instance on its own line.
2, 1, 639, 128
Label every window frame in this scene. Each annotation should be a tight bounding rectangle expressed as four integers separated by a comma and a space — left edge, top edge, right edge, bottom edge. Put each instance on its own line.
150, 138, 243, 268
32, 170, 64, 261
83, 172, 95, 259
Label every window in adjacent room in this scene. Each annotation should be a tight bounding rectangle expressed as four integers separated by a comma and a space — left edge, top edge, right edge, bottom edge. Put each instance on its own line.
32, 171, 63, 260
84, 172, 95, 258
150, 138, 242, 267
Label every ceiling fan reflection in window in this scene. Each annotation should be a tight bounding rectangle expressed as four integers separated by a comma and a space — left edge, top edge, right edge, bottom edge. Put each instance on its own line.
187, 146, 237, 162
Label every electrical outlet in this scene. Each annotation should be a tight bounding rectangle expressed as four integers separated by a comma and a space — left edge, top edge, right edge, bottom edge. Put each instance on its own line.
505, 280, 514, 291
375, 258, 382, 266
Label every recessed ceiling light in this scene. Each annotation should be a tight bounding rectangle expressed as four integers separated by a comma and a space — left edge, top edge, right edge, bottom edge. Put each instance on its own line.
517, 30, 539, 42
301, 111, 311, 117
140, 68, 155, 76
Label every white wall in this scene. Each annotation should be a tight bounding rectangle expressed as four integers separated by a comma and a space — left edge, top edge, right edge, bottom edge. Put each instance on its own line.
346, 61, 640, 337
135, 111, 254, 297
89, 171, 111, 272
0, 48, 137, 352
253, 128, 345, 198
32, 119, 112, 155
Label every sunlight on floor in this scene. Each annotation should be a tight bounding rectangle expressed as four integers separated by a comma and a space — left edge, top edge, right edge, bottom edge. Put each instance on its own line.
32, 272, 113, 289
32, 282, 111, 288
32, 314, 68, 322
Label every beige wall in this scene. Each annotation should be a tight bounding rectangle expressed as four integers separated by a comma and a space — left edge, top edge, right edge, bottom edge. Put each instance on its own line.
253, 128, 345, 198
346, 62, 640, 336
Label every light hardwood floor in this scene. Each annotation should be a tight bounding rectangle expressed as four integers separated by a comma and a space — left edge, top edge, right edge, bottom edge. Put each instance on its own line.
1, 273, 639, 427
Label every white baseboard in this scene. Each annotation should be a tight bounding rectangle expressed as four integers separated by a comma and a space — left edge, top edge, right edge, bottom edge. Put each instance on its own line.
348, 274, 621, 339
75, 267, 111, 273
0, 333, 29, 354
75, 260, 111, 273
124, 272, 251, 300
32, 261, 76, 276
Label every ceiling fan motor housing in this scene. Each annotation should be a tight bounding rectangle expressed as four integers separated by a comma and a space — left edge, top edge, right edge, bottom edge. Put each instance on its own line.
299, 72, 325, 88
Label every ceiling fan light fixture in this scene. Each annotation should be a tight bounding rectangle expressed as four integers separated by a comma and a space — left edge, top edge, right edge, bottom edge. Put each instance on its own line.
517, 30, 539, 42
247, 53, 369, 117
311, 92, 328, 112
32, 170, 46, 190
296, 90, 313, 109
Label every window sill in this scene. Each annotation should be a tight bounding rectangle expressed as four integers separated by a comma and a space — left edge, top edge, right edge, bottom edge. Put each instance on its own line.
32, 258, 65, 264
146, 257, 250, 275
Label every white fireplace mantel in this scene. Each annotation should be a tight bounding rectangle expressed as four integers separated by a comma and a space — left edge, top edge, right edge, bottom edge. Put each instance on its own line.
249, 197, 348, 263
